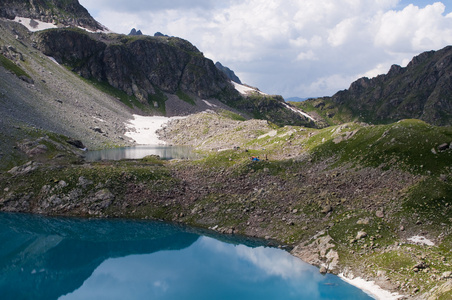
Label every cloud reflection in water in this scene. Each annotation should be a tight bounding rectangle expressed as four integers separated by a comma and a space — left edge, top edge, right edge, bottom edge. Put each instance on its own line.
61, 236, 371, 300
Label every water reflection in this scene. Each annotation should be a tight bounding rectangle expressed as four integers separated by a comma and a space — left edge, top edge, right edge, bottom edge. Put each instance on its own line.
0, 213, 372, 300
84, 145, 199, 161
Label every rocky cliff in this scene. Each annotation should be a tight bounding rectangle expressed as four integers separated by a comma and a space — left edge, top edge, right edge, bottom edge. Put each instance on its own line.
332, 46, 452, 126
35, 28, 238, 104
0, 0, 104, 31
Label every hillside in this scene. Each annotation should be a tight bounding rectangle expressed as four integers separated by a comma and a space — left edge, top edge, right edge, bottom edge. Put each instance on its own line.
1, 1, 452, 299
295, 46, 452, 127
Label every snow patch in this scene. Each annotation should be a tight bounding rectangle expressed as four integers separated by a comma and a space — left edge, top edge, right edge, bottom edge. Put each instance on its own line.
202, 100, 217, 107
339, 274, 404, 300
232, 81, 267, 95
13, 16, 112, 33
282, 103, 315, 121
14, 17, 57, 32
407, 236, 435, 246
47, 57, 60, 65
124, 115, 185, 145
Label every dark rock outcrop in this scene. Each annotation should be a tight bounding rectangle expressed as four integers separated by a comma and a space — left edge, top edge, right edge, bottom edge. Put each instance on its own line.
215, 62, 242, 84
35, 29, 238, 102
0, 0, 105, 32
330, 45, 452, 126
154, 32, 169, 37
128, 28, 142, 36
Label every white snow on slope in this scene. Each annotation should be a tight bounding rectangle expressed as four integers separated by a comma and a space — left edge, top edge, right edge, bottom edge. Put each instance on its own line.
232, 81, 267, 95
14, 17, 57, 32
407, 236, 435, 246
124, 115, 185, 145
339, 274, 404, 300
282, 103, 315, 121
13, 16, 111, 33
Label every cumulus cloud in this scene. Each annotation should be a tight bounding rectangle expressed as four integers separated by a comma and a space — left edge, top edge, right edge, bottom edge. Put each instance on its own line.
79, 0, 452, 98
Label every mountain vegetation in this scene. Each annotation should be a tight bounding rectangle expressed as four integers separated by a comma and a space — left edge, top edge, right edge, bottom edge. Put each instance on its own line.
1, 1, 452, 299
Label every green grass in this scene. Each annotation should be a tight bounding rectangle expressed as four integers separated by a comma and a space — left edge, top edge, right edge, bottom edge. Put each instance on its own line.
148, 87, 168, 115
0, 54, 31, 79
83, 77, 144, 109
176, 89, 196, 105
219, 110, 246, 121
310, 119, 452, 175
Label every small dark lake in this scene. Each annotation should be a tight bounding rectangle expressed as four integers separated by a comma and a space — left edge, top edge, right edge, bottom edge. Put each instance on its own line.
84, 145, 199, 161
0, 213, 374, 300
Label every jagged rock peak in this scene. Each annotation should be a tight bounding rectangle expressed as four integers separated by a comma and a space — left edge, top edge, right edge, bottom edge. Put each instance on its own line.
154, 32, 169, 37
0, 0, 105, 32
215, 62, 242, 84
331, 45, 452, 126
129, 28, 143, 36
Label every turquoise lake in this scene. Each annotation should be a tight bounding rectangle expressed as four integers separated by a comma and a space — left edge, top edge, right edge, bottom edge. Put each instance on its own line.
0, 213, 373, 300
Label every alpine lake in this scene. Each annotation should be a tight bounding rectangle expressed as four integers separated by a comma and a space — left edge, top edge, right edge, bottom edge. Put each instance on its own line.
2, 145, 374, 299
84, 145, 200, 161
0, 212, 374, 300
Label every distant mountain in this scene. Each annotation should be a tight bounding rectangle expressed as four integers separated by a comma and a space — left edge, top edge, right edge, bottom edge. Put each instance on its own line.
215, 62, 242, 84
297, 45, 452, 126
0, 0, 105, 32
286, 97, 311, 102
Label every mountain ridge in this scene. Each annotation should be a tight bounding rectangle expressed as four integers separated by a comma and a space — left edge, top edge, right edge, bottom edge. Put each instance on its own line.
295, 45, 452, 126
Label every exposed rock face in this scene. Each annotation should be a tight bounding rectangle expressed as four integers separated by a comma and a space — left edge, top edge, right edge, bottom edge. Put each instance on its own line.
0, 0, 105, 31
215, 61, 242, 84
35, 29, 238, 102
330, 45, 452, 126
128, 28, 142, 36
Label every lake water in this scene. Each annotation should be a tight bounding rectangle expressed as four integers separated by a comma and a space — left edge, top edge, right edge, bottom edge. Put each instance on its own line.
0, 213, 373, 300
84, 145, 199, 161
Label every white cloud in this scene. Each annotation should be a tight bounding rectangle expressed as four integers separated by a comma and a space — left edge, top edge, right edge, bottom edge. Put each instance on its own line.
375, 2, 452, 52
79, 0, 452, 98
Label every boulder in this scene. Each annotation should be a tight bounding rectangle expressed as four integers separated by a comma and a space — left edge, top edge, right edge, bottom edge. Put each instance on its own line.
438, 143, 449, 151
356, 231, 368, 239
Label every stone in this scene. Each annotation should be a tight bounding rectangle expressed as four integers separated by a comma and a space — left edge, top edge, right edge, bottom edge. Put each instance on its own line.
92, 127, 103, 133
376, 210, 384, 218
58, 180, 68, 188
438, 143, 449, 151
67, 139, 85, 149
357, 217, 370, 225
356, 231, 368, 239
319, 266, 327, 274
321, 205, 332, 214
27, 144, 48, 156
442, 271, 452, 279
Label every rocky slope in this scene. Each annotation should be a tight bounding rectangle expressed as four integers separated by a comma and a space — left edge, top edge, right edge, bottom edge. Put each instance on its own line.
296, 46, 452, 126
0, 0, 105, 31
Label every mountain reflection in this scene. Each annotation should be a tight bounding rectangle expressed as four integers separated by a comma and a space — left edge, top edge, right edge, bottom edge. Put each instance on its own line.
0, 213, 199, 300
0, 213, 372, 300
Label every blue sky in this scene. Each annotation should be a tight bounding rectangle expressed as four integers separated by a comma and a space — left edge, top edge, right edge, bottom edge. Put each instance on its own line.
79, 0, 452, 99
